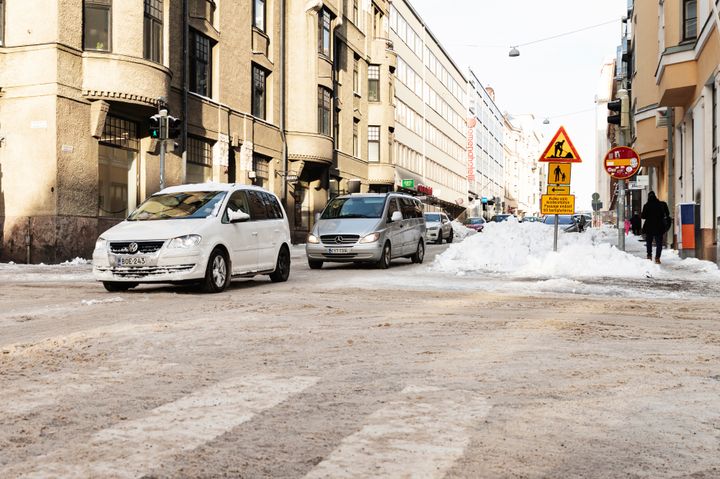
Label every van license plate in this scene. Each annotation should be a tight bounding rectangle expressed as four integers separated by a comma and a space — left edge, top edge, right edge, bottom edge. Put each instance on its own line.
327, 248, 350, 254
118, 256, 147, 267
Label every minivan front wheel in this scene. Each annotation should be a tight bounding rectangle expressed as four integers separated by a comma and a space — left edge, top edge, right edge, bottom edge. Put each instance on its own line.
201, 248, 230, 293
377, 242, 391, 269
269, 246, 290, 283
411, 240, 425, 264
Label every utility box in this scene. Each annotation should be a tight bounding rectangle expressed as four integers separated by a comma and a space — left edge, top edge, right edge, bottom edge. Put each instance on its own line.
676, 202, 700, 259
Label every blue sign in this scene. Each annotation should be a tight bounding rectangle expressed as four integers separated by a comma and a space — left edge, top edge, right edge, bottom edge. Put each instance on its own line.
481, 197, 488, 204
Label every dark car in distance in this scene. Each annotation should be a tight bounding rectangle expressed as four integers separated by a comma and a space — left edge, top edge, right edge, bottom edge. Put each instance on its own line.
491, 214, 514, 222
463, 217, 486, 232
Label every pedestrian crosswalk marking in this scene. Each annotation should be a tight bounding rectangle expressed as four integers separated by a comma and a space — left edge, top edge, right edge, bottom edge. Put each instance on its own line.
305, 386, 490, 479
4, 375, 318, 479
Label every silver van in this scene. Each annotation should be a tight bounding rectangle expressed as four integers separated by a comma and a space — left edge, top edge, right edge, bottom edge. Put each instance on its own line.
305, 193, 426, 269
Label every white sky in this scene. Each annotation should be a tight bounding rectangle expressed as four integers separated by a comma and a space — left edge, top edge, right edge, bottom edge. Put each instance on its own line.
410, 0, 628, 210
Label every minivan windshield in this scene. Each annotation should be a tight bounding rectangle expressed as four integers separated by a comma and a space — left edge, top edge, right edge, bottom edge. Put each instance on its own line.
127, 191, 227, 221
321, 196, 386, 219
424, 213, 441, 222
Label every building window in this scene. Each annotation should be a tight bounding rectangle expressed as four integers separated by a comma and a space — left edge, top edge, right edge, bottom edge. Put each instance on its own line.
318, 9, 331, 57
353, 118, 359, 157
318, 87, 332, 136
353, 55, 360, 95
187, 136, 213, 183
683, 0, 697, 40
253, 0, 265, 31
353, 0, 359, 26
144, 0, 163, 63
368, 126, 380, 162
190, 0, 215, 23
252, 64, 267, 120
252, 154, 270, 187
84, 0, 112, 51
368, 64, 380, 102
190, 30, 212, 97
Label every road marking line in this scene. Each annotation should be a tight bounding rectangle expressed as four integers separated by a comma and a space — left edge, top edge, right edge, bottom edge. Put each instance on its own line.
7, 375, 318, 479
305, 385, 490, 479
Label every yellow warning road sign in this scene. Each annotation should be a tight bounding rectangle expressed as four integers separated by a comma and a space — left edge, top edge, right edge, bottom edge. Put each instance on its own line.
541, 194, 575, 215
547, 162, 572, 185
539, 126, 582, 163
547, 185, 570, 195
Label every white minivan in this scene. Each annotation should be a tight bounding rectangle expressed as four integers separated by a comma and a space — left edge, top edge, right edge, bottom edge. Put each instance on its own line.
93, 183, 291, 293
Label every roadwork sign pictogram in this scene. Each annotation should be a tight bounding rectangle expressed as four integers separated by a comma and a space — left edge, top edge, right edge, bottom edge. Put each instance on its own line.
539, 126, 582, 163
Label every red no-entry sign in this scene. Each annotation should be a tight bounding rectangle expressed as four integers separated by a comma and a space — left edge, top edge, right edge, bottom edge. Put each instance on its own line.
604, 146, 641, 180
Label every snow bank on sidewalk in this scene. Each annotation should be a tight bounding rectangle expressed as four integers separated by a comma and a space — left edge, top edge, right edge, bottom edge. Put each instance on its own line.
432, 221, 720, 280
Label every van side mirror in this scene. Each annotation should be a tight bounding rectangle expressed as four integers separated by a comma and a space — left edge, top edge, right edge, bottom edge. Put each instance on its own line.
228, 209, 251, 223
391, 211, 403, 222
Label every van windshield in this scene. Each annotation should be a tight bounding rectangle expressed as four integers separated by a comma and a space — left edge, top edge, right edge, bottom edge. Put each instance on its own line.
127, 191, 227, 221
321, 197, 386, 219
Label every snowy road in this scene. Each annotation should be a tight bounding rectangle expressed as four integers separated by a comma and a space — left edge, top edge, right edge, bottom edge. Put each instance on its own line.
1, 230, 720, 478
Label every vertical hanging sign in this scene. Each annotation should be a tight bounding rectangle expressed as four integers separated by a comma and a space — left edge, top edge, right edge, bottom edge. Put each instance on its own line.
466, 118, 476, 183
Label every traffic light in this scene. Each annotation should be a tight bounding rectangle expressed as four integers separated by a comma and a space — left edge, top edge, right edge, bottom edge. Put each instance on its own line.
149, 114, 162, 138
607, 99, 621, 125
167, 116, 182, 139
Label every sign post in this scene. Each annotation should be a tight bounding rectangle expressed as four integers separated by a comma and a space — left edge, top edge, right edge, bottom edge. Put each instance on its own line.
604, 146, 641, 251
539, 126, 582, 251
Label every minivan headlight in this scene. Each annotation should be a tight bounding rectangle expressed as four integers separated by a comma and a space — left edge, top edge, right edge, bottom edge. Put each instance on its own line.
359, 232, 380, 244
167, 234, 202, 249
307, 234, 320, 244
95, 237, 107, 251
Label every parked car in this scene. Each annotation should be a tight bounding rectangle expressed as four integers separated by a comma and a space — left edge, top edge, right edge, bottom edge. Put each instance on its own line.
92, 183, 291, 293
522, 216, 543, 223
491, 214, 515, 222
463, 216, 486, 232
305, 193, 426, 269
424, 212, 453, 244
542, 214, 575, 226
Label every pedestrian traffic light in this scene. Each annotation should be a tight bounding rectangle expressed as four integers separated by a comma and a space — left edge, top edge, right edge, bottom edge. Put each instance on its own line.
607, 99, 621, 125
167, 116, 182, 139
149, 114, 162, 138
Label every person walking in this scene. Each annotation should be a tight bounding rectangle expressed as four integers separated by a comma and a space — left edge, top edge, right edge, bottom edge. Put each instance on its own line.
641, 191, 670, 264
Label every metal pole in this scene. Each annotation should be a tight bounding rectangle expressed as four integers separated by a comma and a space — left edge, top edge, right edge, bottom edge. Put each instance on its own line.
618, 180, 625, 251
159, 109, 168, 190
553, 214, 559, 252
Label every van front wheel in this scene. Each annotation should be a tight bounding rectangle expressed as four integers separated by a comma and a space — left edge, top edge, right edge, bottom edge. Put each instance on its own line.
411, 240, 424, 264
377, 242, 391, 269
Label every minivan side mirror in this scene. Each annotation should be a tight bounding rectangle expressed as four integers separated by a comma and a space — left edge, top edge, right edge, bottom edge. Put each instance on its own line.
228, 209, 251, 223
390, 211, 403, 222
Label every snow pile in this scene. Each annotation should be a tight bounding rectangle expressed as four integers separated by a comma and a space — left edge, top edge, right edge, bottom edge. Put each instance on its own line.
81, 297, 125, 306
433, 221, 662, 279
61, 257, 91, 265
450, 221, 476, 241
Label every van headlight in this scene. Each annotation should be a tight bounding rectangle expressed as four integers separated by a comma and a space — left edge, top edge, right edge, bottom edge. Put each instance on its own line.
95, 237, 107, 251
307, 234, 320, 244
167, 234, 202, 249
359, 232, 380, 244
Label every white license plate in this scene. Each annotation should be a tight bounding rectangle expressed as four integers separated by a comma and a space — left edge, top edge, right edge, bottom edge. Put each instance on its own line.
327, 248, 350, 254
118, 256, 147, 267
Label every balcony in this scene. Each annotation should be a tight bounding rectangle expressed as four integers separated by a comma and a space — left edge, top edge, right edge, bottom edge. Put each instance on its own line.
82, 52, 171, 107
656, 44, 697, 106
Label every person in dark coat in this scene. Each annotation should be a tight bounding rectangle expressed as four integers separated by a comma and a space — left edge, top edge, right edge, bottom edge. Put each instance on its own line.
641, 191, 670, 263
630, 211, 642, 235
